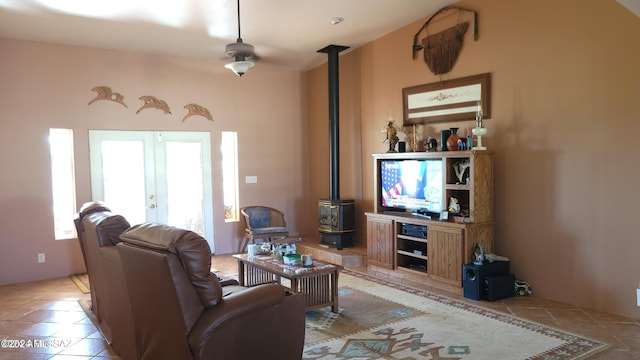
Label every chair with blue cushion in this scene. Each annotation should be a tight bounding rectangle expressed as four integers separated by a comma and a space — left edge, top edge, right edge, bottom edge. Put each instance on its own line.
240, 206, 289, 252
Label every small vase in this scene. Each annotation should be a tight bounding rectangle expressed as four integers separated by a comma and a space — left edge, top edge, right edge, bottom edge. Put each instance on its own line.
446, 127, 460, 151
440, 129, 451, 151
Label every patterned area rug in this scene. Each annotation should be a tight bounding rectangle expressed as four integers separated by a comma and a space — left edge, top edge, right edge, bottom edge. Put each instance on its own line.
70, 269, 611, 359
304, 270, 611, 360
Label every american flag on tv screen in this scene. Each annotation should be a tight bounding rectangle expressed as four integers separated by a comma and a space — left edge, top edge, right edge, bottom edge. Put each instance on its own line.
381, 163, 402, 205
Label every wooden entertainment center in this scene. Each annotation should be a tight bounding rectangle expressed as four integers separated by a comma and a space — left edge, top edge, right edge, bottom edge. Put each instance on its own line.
366, 150, 494, 290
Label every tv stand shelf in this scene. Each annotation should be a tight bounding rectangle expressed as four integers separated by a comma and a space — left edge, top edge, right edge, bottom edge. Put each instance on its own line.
446, 184, 469, 191
367, 212, 493, 287
396, 225, 428, 273
367, 150, 494, 289
397, 249, 427, 259
397, 234, 427, 243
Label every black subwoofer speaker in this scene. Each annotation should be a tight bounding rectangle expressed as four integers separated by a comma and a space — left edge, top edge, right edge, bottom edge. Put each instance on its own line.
463, 261, 511, 301
463, 264, 482, 300
484, 273, 516, 301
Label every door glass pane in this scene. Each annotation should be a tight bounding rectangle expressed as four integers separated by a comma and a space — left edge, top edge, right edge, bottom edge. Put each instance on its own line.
89, 130, 213, 249
165, 141, 205, 235
101, 140, 147, 225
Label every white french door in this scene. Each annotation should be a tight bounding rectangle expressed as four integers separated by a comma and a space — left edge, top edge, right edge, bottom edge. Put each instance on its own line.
88, 130, 214, 250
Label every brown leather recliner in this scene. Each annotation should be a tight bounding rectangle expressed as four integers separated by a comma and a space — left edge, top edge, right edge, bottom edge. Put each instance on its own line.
74, 201, 110, 316
74, 202, 137, 360
75, 202, 247, 359
117, 223, 306, 360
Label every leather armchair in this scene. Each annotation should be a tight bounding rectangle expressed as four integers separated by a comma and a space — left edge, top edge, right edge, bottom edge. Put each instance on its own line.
240, 206, 289, 252
74, 201, 109, 318
74, 202, 137, 360
117, 223, 305, 360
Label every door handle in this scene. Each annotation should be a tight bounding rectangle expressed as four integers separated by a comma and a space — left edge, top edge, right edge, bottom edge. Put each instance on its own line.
148, 204, 156, 209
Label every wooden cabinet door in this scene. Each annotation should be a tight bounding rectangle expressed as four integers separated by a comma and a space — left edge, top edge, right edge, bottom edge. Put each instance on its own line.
366, 216, 394, 269
427, 225, 464, 285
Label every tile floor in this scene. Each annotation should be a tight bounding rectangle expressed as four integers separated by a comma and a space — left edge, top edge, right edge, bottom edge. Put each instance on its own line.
0, 254, 638, 359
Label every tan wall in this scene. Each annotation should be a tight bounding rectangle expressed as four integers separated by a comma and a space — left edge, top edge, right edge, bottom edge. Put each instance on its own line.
0, 38, 313, 285
306, 0, 640, 319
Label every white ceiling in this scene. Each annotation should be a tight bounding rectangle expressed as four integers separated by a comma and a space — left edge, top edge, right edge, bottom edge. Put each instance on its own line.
0, 0, 456, 71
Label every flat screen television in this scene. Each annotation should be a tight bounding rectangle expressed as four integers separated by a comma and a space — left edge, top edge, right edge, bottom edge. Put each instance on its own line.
378, 158, 443, 215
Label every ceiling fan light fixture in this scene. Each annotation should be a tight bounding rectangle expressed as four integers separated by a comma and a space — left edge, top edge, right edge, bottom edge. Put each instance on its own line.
225, 60, 255, 77
224, 0, 257, 77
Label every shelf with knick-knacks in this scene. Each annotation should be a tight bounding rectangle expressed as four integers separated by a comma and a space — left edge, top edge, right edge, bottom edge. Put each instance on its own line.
435, 101, 487, 153
443, 151, 493, 224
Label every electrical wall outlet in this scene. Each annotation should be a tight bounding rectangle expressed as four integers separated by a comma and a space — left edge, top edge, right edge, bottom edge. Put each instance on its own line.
37, 253, 45, 263
245, 176, 258, 184
637, 288, 640, 307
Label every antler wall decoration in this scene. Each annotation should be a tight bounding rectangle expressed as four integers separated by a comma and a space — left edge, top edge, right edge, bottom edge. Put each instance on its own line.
412, 6, 479, 75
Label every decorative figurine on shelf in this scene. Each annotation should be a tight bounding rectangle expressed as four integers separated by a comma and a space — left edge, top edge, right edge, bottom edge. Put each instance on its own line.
457, 138, 467, 151
425, 137, 438, 152
448, 196, 460, 214
472, 243, 485, 265
405, 124, 421, 152
472, 101, 487, 150
384, 120, 400, 153
453, 159, 471, 184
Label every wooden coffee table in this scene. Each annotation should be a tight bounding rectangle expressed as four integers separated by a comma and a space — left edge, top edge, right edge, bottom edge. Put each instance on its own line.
232, 253, 343, 313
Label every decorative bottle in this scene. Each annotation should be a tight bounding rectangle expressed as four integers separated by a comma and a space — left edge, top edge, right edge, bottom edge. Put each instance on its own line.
446, 127, 460, 151
472, 103, 487, 150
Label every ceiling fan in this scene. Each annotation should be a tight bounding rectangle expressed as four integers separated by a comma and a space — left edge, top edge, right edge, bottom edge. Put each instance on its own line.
224, 0, 258, 76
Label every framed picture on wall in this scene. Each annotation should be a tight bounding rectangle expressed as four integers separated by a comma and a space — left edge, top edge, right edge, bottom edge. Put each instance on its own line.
403, 72, 491, 125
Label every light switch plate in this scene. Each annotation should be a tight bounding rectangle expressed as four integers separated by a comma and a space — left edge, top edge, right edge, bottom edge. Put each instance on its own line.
245, 176, 258, 184
637, 288, 640, 307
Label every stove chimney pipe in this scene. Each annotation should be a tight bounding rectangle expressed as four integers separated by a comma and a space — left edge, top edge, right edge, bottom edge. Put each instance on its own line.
317, 45, 349, 200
